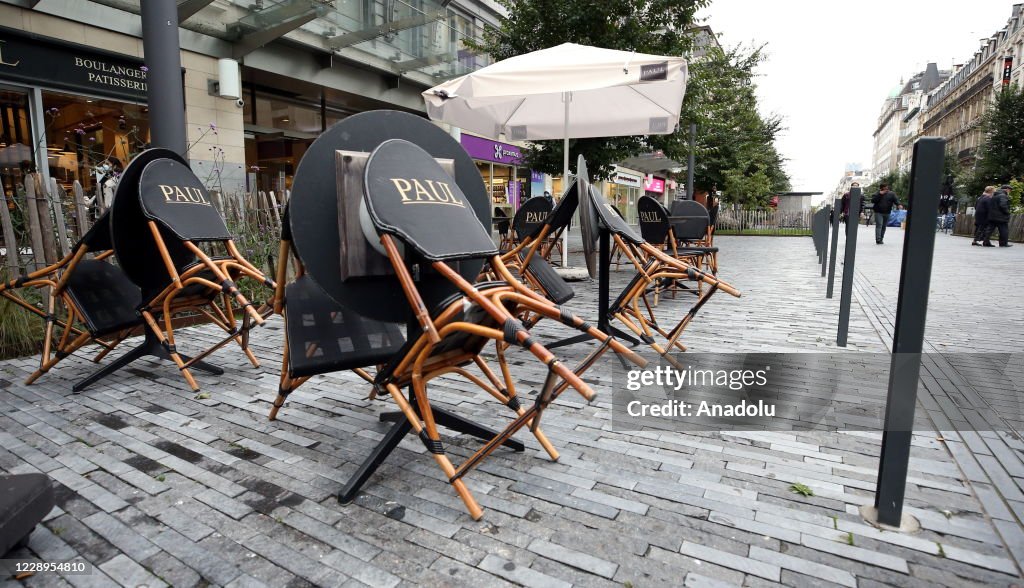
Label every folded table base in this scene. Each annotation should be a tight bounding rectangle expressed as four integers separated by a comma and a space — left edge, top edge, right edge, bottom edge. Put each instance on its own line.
72, 329, 224, 392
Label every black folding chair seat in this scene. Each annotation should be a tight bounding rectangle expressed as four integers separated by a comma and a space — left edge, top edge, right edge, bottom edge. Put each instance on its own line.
285, 275, 404, 379
375, 282, 509, 385
678, 246, 719, 254
522, 254, 574, 305
610, 258, 657, 312
64, 259, 143, 338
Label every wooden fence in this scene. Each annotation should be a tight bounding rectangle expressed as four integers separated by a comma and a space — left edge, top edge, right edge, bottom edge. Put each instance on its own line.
951, 212, 1024, 242
715, 209, 813, 236
0, 173, 285, 280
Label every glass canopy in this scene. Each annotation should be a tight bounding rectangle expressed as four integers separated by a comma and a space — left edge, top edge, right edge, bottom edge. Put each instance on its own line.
90, 0, 492, 82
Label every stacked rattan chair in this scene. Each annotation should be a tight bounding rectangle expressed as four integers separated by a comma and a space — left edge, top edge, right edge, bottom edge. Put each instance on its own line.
268, 111, 644, 519
583, 186, 740, 364
668, 199, 718, 276
638, 196, 720, 301
108, 148, 273, 392
495, 180, 578, 308
0, 211, 142, 388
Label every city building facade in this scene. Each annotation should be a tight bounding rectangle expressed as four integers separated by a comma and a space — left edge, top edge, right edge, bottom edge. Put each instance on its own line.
0, 0, 502, 202
870, 63, 949, 179
922, 3, 1024, 165
829, 164, 873, 204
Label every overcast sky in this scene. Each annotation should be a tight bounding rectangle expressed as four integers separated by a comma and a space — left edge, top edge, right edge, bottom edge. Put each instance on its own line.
698, 1, 1015, 193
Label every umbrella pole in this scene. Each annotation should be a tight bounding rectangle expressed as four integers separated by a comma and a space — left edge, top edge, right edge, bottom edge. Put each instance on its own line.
561, 92, 570, 267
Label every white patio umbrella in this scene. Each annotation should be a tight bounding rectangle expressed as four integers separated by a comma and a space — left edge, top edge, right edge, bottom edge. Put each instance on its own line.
423, 43, 688, 266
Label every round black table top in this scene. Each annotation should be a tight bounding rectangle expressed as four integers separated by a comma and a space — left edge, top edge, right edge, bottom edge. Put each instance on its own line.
109, 148, 191, 300
289, 110, 491, 323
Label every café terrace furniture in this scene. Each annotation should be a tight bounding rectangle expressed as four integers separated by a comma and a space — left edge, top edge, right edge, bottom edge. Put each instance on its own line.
267, 202, 406, 421
508, 196, 551, 255
637, 196, 719, 301
107, 148, 273, 393
581, 183, 741, 365
496, 179, 578, 309
0, 211, 143, 388
668, 198, 719, 276
269, 110, 643, 519
360, 138, 648, 518
269, 111, 490, 424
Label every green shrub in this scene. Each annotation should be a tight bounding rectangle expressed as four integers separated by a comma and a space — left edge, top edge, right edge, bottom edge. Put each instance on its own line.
0, 289, 45, 360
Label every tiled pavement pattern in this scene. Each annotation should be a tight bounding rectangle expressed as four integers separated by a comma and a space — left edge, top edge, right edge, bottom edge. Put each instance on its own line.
1, 228, 1022, 587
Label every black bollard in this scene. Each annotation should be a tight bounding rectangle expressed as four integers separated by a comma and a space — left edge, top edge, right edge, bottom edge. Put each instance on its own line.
827, 197, 841, 298
836, 187, 861, 346
821, 204, 831, 277
873, 137, 945, 527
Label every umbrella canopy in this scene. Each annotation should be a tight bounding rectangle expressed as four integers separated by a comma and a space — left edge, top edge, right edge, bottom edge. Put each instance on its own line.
423, 43, 687, 141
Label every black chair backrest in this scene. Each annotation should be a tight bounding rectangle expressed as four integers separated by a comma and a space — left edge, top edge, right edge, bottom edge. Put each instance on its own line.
109, 148, 194, 300
363, 139, 497, 262
668, 200, 710, 241
637, 196, 671, 245
589, 186, 644, 245
524, 254, 574, 305
546, 179, 577, 232
512, 197, 552, 241
139, 159, 231, 242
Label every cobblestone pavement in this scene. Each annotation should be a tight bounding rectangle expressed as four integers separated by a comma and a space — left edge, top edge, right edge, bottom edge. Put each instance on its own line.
1, 228, 1022, 587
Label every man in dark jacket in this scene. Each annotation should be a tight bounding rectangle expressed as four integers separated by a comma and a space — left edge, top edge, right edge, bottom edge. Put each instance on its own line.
870, 183, 899, 244
984, 185, 1013, 247
973, 186, 994, 246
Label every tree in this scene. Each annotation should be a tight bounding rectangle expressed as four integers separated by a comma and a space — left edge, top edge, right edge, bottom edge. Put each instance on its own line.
465, 0, 709, 179
467, 0, 790, 200
973, 83, 1024, 189
650, 44, 790, 206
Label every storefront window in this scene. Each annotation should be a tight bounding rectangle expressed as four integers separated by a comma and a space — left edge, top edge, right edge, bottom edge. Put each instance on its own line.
41, 91, 150, 195
0, 90, 34, 201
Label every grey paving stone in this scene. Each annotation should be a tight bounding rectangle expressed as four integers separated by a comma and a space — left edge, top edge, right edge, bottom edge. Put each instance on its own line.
477, 553, 572, 588
81, 511, 161, 563
1, 233, 1022, 588
679, 541, 781, 581
98, 554, 168, 588
527, 538, 618, 579
749, 545, 856, 587
800, 533, 909, 574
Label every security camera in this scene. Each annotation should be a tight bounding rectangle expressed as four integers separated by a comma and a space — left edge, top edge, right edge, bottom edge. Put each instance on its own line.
235, 98, 245, 108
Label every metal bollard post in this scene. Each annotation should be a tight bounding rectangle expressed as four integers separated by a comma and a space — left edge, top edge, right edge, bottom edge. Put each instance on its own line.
821, 204, 831, 277
873, 137, 944, 527
827, 197, 841, 298
836, 187, 861, 346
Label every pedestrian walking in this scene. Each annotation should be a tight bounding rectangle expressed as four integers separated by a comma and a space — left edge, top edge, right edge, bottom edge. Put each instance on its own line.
840, 182, 858, 234
983, 184, 1013, 247
972, 186, 994, 246
870, 183, 899, 244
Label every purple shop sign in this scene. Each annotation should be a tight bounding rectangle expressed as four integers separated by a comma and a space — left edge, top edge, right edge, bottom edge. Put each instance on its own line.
460, 133, 524, 165
530, 170, 545, 182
